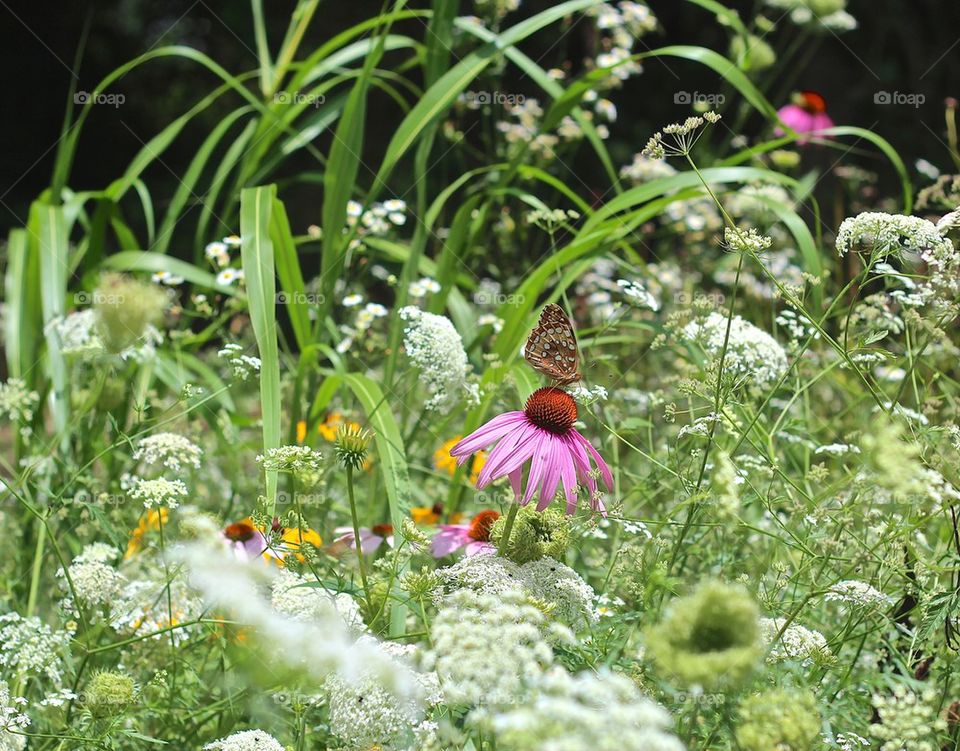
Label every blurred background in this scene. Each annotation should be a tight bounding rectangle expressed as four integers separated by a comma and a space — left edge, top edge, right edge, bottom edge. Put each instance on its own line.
2, 0, 958, 236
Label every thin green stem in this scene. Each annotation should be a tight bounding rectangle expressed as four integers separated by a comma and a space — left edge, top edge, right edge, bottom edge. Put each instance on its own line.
497, 502, 520, 556
346, 465, 372, 613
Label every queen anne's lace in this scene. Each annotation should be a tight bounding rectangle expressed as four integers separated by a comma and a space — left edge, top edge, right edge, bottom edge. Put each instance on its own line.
203, 730, 284, 751
399, 306, 478, 411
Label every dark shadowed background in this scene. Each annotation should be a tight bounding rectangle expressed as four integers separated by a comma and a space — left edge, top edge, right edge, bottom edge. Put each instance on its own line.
1, 0, 958, 238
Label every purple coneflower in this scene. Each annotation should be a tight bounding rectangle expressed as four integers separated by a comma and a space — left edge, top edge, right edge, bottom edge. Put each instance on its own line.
450, 387, 612, 515
775, 91, 834, 143
222, 520, 268, 560
430, 509, 500, 557
333, 523, 394, 554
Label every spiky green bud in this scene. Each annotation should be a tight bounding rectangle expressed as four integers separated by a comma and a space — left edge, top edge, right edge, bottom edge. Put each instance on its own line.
93, 273, 168, 353
489, 504, 571, 565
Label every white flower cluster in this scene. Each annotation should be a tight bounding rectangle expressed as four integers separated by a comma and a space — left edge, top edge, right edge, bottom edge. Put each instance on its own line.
0, 613, 72, 686
59, 543, 126, 610
439, 555, 597, 630
133, 433, 203, 472
130, 477, 189, 510
617, 278, 660, 310
423, 589, 555, 707
0, 681, 29, 750
110, 577, 203, 643
323, 637, 440, 750
399, 306, 479, 411
588, 2, 657, 86
759, 617, 832, 665
203, 729, 284, 751
724, 226, 773, 255
642, 113, 721, 160
0, 378, 39, 422
345, 199, 406, 249
620, 153, 677, 184
826, 580, 892, 609
217, 343, 261, 380
473, 0, 521, 21
683, 312, 788, 393
269, 569, 364, 634
408, 276, 441, 298
764, 0, 857, 32
256, 445, 324, 474
492, 667, 684, 751
55, 309, 103, 356
335, 296, 389, 354
870, 687, 948, 751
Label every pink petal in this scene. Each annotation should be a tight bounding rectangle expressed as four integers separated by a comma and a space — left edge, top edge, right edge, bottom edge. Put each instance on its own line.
358, 534, 384, 554
571, 429, 613, 489
450, 412, 526, 463
557, 444, 579, 514
537, 438, 563, 512
565, 433, 597, 496
508, 467, 523, 499
523, 432, 550, 505
476, 422, 535, 488
465, 541, 496, 556
430, 527, 470, 557
810, 112, 834, 133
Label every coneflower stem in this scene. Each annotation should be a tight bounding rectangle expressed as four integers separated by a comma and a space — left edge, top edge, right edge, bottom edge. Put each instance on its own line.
497, 503, 520, 556
346, 465, 371, 612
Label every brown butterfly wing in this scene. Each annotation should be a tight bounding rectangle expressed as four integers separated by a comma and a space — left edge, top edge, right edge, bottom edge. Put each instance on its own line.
524, 304, 582, 385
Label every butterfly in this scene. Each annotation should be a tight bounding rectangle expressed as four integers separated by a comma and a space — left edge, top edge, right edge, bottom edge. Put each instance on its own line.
523, 303, 582, 385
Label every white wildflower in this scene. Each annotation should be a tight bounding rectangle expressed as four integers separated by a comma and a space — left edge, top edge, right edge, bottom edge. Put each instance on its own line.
256, 445, 323, 474
826, 580, 892, 609
0, 613, 73, 686
270, 569, 364, 635
0, 379, 39, 422
133, 433, 203, 472
217, 342, 261, 380
399, 306, 478, 411
760, 617, 831, 665
129, 477, 188, 510
203, 730, 284, 751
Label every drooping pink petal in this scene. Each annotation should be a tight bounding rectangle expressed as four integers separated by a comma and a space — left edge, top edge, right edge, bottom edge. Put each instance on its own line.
476, 421, 540, 488
565, 433, 597, 496
557, 445, 579, 514
523, 431, 550, 505
450, 412, 526, 463
507, 467, 523, 499
537, 439, 564, 512
430, 525, 471, 557
571, 428, 613, 489
465, 540, 496, 556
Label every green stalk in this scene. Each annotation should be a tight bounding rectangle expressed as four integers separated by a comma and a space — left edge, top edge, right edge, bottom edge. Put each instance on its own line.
497, 503, 520, 556
346, 465, 372, 612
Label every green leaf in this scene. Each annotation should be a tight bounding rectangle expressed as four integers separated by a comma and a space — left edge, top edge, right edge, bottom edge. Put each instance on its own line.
240, 185, 282, 514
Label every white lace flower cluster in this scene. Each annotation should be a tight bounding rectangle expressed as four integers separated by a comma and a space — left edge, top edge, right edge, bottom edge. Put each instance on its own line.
256, 445, 324, 474
58, 543, 126, 610
217, 343, 261, 380
0, 680, 30, 750
0, 613, 73, 686
0, 379, 39, 422
203, 729, 284, 751
724, 226, 773, 255
491, 667, 684, 751
587, 2, 657, 86
269, 569, 364, 634
642, 112, 721, 160
423, 589, 556, 707
826, 580, 892, 610
399, 306, 479, 411
129, 477, 188, 510
110, 577, 203, 643
764, 0, 857, 32
133, 433, 203, 472
759, 617, 832, 665
323, 637, 440, 750
836, 211, 959, 303
439, 555, 597, 630
683, 312, 788, 393
870, 687, 948, 751
345, 199, 406, 249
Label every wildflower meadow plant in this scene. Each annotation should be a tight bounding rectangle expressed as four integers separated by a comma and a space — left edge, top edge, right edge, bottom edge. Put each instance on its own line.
4, 1, 960, 749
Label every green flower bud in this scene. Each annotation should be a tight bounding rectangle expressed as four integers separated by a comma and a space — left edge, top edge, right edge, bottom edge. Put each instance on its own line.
806, 0, 846, 15
93, 273, 168, 353
729, 35, 776, 73
736, 689, 820, 751
770, 149, 802, 170
334, 424, 373, 470
489, 504, 571, 564
645, 580, 761, 690
85, 671, 136, 715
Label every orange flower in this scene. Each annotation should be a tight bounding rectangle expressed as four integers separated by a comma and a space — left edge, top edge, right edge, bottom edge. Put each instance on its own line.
124, 508, 169, 559
411, 502, 463, 525
434, 437, 486, 484
296, 419, 308, 444
318, 412, 347, 442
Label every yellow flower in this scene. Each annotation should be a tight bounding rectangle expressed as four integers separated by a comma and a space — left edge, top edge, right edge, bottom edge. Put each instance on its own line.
296, 419, 308, 444
411, 503, 463, 525
124, 508, 169, 559
263, 525, 323, 566
318, 412, 346, 442
434, 437, 486, 484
